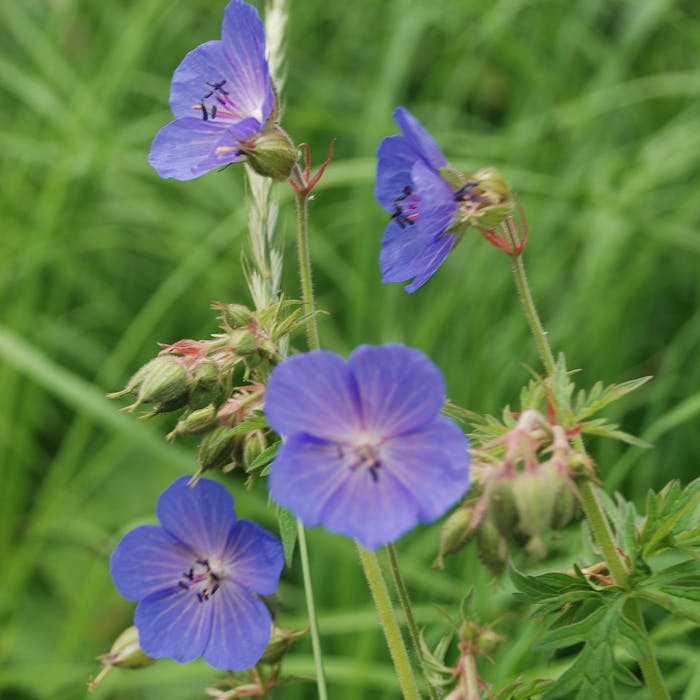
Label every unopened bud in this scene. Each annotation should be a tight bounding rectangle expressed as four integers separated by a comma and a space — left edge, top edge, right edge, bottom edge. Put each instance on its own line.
541, 463, 578, 530
476, 518, 509, 577
229, 329, 258, 356
259, 625, 307, 665
217, 303, 255, 330
476, 628, 505, 656
243, 430, 267, 471
88, 626, 153, 692
433, 505, 477, 569
513, 470, 557, 539
485, 476, 518, 539
240, 125, 298, 181
113, 356, 188, 411
188, 360, 222, 409
167, 404, 218, 440
197, 424, 240, 472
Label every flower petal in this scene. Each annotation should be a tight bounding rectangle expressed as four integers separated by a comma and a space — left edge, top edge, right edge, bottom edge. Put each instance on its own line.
223, 520, 284, 595
319, 461, 422, 550
135, 586, 212, 663
269, 434, 351, 527
403, 233, 457, 293
379, 218, 432, 283
168, 40, 231, 119
375, 134, 420, 211
148, 116, 259, 180
393, 106, 447, 171
348, 345, 445, 436
220, 0, 275, 124
203, 581, 272, 671
380, 416, 470, 521
110, 525, 192, 602
264, 351, 363, 442
156, 476, 236, 559
410, 160, 457, 239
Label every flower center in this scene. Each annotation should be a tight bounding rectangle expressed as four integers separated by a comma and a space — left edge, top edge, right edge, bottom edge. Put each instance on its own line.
390, 185, 419, 228
193, 78, 244, 122
346, 442, 383, 483
177, 558, 222, 603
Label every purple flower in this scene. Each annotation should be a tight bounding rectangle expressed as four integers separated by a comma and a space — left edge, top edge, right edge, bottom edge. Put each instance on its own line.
265, 344, 470, 550
110, 476, 283, 671
375, 107, 459, 293
149, 0, 275, 180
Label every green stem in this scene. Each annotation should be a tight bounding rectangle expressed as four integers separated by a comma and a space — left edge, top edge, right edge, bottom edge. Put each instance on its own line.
387, 544, 439, 700
293, 188, 421, 699
505, 228, 670, 700
358, 546, 422, 700
296, 519, 328, 700
293, 189, 320, 351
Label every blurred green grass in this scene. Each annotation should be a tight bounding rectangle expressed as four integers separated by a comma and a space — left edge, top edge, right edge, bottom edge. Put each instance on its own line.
1, 0, 699, 698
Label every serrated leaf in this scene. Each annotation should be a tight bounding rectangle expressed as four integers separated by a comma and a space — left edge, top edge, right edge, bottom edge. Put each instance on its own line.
575, 376, 652, 422
247, 440, 279, 471
493, 678, 553, 700
579, 420, 653, 448
277, 507, 298, 568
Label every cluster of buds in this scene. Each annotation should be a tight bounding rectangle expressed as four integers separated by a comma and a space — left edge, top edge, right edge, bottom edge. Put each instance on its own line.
108, 300, 310, 482
421, 594, 504, 700
436, 409, 593, 574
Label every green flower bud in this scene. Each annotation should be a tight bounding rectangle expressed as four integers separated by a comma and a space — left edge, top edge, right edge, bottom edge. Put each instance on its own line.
240, 124, 298, 181
476, 517, 509, 577
228, 329, 258, 356
197, 424, 240, 472
243, 430, 267, 472
188, 360, 222, 409
116, 356, 188, 411
258, 625, 307, 665
476, 628, 505, 656
485, 476, 518, 540
167, 404, 218, 440
541, 463, 578, 530
88, 626, 153, 692
433, 505, 477, 569
513, 471, 557, 538
217, 302, 255, 330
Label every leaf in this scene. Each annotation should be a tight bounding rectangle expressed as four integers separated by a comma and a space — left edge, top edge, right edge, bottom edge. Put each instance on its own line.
247, 440, 280, 471
579, 419, 653, 448
277, 506, 298, 568
575, 376, 652, 422
542, 598, 644, 700
493, 677, 554, 700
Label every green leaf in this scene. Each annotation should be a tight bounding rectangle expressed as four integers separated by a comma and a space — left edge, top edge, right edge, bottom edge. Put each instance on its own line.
493, 678, 554, 700
579, 419, 653, 448
277, 507, 298, 568
575, 376, 652, 422
247, 440, 280, 471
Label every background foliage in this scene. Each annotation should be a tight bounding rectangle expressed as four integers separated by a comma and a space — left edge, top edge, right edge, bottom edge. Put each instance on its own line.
1, 0, 699, 698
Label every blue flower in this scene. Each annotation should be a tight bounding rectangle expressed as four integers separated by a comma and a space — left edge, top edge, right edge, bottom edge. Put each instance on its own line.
375, 107, 459, 293
110, 476, 284, 671
265, 344, 470, 550
149, 0, 275, 180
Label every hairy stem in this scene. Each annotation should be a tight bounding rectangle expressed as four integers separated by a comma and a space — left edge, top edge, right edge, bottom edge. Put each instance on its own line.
358, 546, 422, 700
387, 544, 439, 700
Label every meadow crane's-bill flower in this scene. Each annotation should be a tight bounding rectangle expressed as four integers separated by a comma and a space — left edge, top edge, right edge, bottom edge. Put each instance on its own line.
149, 0, 288, 180
265, 344, 471, 550
110, 476, 284, 671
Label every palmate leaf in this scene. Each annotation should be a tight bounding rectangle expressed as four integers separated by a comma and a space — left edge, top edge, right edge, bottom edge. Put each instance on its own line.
574, 376, 652, 422
638, 477, 700, 560
492, 677, 554, 700
539, 598, 645, 700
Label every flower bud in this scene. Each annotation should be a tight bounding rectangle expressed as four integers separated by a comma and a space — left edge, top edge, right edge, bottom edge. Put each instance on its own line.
239, 124, 298, 181
216, 302, 255, 330
476, 627, 505, 656
188, 360, 222, 409
433, 505, 477, 569
541, 463, 578, 530
513, 470, 557, 539
258, 624, 307, 665
114, 356, 188, 411
229, 329, 259, 356
167, 404, 218, 440
243, 430, 267, 472
88, 626, 153, 692
197, 424, 241, 472
476, 517, 509, 577
485, 476, 518, 540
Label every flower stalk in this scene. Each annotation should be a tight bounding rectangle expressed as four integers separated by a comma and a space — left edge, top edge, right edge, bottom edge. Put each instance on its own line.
293, 186, 422, 699
504, 226, 670, 700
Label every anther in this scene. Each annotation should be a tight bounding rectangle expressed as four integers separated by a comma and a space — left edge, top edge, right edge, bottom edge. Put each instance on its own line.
200, 103, 209, 122
178, 581, 189, 591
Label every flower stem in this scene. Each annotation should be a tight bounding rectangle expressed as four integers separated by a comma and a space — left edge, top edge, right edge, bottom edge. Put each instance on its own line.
296, 518, 328, 700
505, 233, 670, 700
358, 546, 422, 700
292, 188, 421, 699
387, 544, 439, 700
